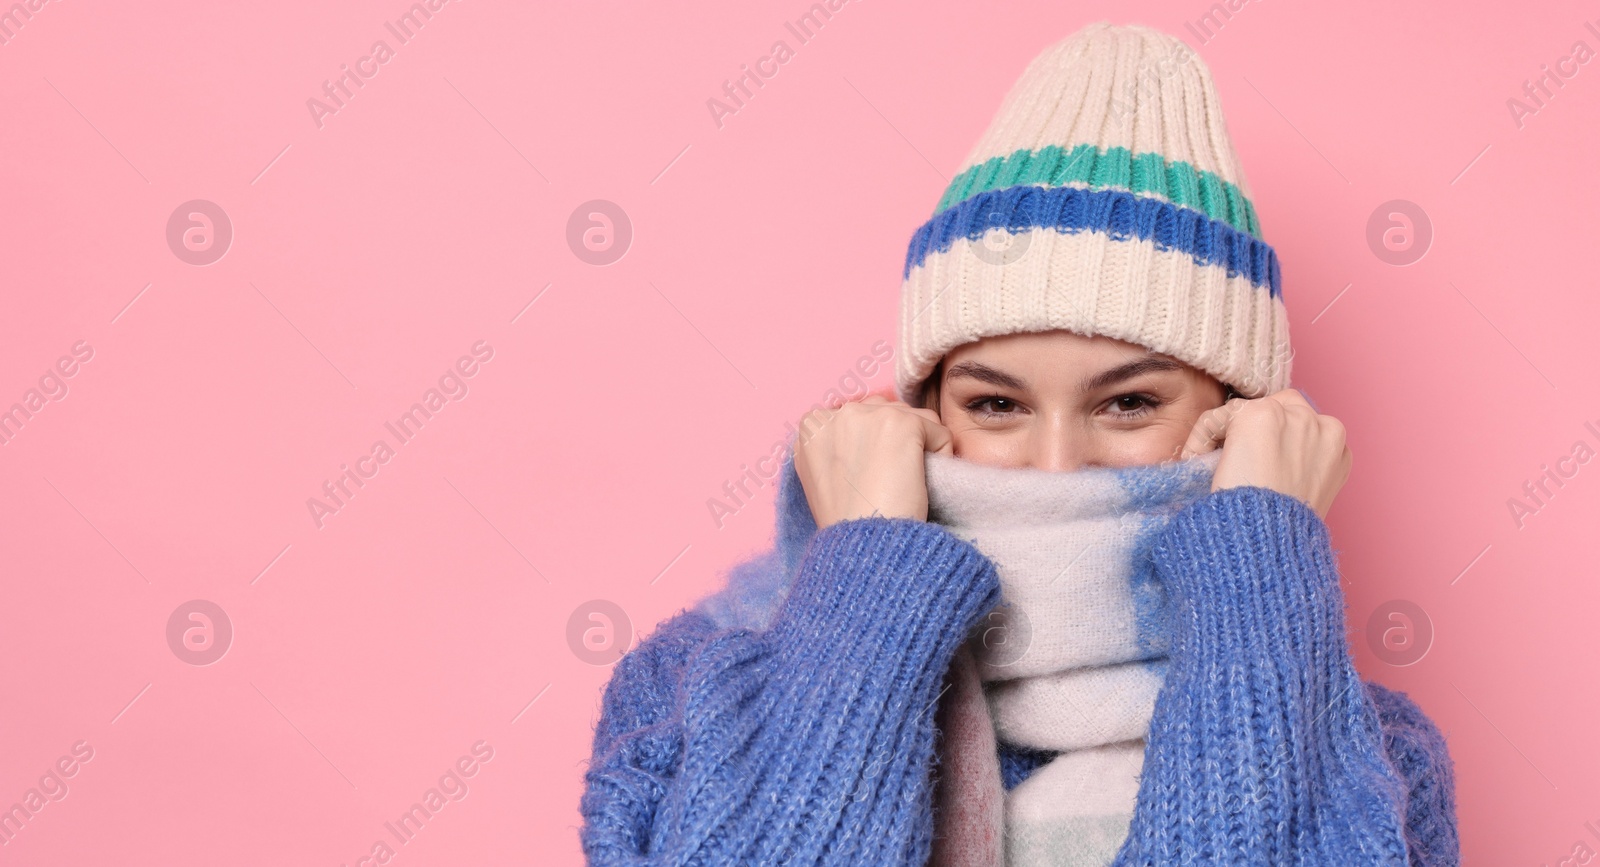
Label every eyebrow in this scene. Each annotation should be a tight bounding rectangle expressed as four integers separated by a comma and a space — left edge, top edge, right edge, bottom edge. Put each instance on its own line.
944, 360, 1027, 389
943, 354, 1183, 393
1079, 355, 1184, 392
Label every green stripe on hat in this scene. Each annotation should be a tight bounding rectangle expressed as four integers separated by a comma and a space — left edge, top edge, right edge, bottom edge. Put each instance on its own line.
934, 144, 1262, 239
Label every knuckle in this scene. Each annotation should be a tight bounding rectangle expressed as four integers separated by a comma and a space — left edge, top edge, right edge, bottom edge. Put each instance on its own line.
886, 411, 921, 435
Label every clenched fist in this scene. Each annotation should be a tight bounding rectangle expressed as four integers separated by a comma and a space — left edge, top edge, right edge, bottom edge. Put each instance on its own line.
793, 395, 954, 529
1178, 388, 1352, 520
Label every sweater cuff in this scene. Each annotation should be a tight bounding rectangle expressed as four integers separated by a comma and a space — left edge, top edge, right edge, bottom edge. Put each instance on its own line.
1152, 485, 1344, 648
764, 517, 1001, 670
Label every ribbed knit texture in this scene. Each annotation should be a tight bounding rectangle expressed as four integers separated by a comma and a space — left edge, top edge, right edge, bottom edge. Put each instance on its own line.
584, 517, 1002, 865
896, 22, 1294, 404
578, 450, 1461, 865
920, 447, 1228, 865
1109, 485, 1459, 864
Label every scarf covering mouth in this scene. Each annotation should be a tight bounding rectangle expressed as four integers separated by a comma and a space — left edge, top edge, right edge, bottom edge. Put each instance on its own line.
690, 447, 1228, 866
921, 448, 1224, 867
621, 443, 1451, 865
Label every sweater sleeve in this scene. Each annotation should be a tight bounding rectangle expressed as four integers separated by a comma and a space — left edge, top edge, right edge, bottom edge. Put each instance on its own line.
1111, 485, 1458, 866
579, 517, 1001, 866
1366, 681, 1462, 865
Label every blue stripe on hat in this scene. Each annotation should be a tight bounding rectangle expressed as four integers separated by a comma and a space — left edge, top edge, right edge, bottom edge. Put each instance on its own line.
902, 184, 1282, 298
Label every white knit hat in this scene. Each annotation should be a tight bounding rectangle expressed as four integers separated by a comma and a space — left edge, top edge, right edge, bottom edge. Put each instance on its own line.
896, 21, 1292, 404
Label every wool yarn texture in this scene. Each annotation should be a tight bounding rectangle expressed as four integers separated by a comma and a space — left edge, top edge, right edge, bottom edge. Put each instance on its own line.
647, 443, 1460, 865
921, 448, 1224, 866
580, 16, 1463, 863
895, 21, 1293, 405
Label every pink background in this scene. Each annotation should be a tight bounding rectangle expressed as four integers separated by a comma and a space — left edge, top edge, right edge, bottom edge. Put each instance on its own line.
2, 0, 1596, 863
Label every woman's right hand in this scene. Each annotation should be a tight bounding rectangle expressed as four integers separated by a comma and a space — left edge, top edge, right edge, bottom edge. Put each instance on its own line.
793, 395, 954, 529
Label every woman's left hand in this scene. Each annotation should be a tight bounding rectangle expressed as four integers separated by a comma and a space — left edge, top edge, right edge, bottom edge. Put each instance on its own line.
1176, 388, 1352, 521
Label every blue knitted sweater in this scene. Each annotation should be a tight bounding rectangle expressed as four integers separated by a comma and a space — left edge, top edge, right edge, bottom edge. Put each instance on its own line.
579, 453, 1460, 865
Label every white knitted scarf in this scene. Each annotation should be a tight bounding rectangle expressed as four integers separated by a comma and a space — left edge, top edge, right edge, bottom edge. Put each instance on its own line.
923, 448, 1224, 867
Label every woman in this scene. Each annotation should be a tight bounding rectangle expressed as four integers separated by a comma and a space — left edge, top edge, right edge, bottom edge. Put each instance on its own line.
579, 22, 1459, 866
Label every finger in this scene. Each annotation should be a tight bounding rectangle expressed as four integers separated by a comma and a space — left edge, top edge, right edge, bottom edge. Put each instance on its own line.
916, 412, 955, 455
1177, 416, 1221, 460
887, 404, 955, 454
897, 405, 946, 426
1179, 397, 1248, 459
1267, 387, 1312, 410
875, 396, 930, 413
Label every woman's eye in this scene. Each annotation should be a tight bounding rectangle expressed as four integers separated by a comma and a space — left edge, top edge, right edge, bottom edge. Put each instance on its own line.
966, 396, 1020, 417
1109, 393, 1162, 417
963, 394, 1162, 420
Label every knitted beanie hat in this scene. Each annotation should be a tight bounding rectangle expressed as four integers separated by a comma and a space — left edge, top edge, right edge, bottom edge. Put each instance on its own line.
895, 21, 1292, 406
